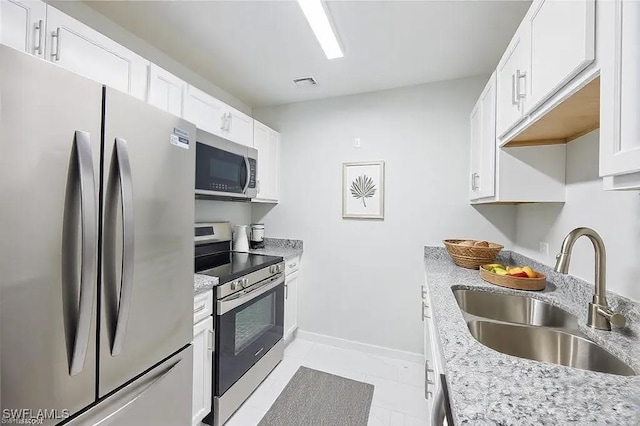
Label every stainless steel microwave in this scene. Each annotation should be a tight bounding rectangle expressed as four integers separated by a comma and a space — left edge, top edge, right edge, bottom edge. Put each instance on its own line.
195, 130, 257, 199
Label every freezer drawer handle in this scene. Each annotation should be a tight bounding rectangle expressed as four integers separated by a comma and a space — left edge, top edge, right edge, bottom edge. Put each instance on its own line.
111, 137, 135, 356
70, 130, 98, 376
95, 359, 181, 425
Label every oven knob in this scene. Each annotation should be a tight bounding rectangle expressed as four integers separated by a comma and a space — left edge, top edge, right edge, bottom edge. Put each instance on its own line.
230, 281, 238, 291
269, 265, 275, 274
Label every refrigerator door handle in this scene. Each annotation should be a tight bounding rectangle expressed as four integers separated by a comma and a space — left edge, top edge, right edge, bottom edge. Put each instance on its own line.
71, 130, 98, 376
111, 137, 135, 356
94, 359, 181, 425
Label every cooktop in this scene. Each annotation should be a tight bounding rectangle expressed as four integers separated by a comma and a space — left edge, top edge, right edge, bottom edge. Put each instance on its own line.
195, 251, 283, 285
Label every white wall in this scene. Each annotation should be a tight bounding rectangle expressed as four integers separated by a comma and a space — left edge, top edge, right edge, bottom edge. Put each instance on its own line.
514, 130, 640, 302
195, 199, 252, 226
252, 78, 517, 354
48, 1, 251, 115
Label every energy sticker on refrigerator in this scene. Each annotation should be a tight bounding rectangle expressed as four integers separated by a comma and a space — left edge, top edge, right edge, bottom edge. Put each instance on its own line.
170, 133, 189, 149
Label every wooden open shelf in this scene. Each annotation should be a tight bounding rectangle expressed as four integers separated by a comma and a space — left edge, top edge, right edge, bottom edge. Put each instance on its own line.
504, 77, 600, 147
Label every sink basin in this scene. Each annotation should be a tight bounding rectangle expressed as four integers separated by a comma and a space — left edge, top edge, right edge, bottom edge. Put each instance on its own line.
453, 289, 578, 329
467, 320, 636, 376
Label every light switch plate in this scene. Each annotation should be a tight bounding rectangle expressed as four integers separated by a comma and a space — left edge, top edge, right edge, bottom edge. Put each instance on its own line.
539, 241, 549, 256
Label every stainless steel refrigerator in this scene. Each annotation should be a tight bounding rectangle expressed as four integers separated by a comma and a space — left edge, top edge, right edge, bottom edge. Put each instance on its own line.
0, 45, 195, 425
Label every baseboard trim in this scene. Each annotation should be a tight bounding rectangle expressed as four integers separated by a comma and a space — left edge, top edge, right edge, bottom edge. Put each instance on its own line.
296, 330, 423, 364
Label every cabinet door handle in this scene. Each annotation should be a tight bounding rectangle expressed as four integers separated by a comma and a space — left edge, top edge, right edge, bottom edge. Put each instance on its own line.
511, 73, 518, 106
208, 330, 215, 352
221, 113, 227, 132
471, 173, 479, 191
194, 304, 206, 314
421, 301, 429, 321
227, 113, 232, 132
425, 360, 433, 400
34, 20, 44, 55
516, 69, 527, 103
257, 180, 261, 194
288, 262, 297, 269
51, 27, 61, 61
421, 285, 427, 300
285, 283, 288, 299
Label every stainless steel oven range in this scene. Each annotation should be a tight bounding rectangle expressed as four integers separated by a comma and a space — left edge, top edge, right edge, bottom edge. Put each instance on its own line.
195, 222, 285, 426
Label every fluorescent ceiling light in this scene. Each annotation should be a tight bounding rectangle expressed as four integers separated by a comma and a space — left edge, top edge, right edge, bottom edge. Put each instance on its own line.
297, 0, 343, 59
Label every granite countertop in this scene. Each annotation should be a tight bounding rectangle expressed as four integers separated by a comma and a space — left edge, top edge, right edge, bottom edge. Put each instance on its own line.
246, 238, 303, 261
194, 274, 218, 296
424, 247, 640, 425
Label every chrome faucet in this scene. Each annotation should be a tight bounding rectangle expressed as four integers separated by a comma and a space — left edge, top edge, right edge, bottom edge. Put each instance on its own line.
554, 227, 626, 331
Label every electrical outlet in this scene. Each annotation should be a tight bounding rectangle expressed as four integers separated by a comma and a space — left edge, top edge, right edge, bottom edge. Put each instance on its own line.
539, 241, 550, 256
354, 138, 361, 148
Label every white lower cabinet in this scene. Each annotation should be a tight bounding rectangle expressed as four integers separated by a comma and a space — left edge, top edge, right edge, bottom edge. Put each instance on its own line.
192, 292, 213, 426
0, 0, 47, 58
421, 284, 447, 425
600, 0, 640, 189
44, 6, 148, 100
284, 256, 301, 342
253, 120, 280, 203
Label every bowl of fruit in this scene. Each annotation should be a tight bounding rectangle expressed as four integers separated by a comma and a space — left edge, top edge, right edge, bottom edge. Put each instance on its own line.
480, 263, 546, 291
443, 239, 503, 269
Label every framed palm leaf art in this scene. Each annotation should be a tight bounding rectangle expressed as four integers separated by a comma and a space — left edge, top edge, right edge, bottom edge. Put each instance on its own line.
342, 161, 385, 219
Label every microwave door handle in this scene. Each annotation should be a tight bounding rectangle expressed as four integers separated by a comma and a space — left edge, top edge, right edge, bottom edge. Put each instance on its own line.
111, 137, 135, 356
242, 156, 251, 194
217, 274, 284, 315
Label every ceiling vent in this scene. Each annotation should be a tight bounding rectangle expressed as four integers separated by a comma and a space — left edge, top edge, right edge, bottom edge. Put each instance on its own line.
292, 76, 318, 87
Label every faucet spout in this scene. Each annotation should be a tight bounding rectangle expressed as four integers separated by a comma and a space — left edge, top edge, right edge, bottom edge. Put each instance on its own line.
554, 227, 625, 331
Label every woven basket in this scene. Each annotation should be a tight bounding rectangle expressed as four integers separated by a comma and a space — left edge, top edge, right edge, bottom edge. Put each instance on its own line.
443, 239, 503, 269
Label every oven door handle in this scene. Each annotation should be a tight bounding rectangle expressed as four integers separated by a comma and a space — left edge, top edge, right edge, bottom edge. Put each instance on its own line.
217, 274, 284, 315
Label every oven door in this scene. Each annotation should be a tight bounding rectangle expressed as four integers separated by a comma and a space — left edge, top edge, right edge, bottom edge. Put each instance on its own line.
195, 142, 249, 197
215, 275, 284, 396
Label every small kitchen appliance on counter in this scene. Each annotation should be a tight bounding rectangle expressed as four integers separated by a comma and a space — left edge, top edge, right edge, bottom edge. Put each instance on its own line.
233, 224, 250, 252
250, 223, 265, 249
195, 222, 285, 426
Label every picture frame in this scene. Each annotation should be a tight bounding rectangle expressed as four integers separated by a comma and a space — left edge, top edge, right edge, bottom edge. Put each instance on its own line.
342, 161, 385, 219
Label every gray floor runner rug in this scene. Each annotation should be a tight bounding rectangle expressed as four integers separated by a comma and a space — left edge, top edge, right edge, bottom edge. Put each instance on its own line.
258, 366, 375, 426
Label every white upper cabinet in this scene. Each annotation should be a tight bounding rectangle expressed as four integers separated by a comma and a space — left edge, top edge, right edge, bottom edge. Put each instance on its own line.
184, 85, 226, 136
528, 0, 595, 111
252, 120, 280, 202
184, 84, 253, 146
224, 105, 253, 147
148, 64, 186, 117
469, 72, 497, 201
44, 6, 148, 100
1, 0, 46, 58
600, 0, 640, 188
471, 74, 566, 205
496, 23, 529, 138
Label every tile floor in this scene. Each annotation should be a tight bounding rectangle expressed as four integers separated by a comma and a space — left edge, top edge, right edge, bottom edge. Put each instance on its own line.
223, 338, 428, 426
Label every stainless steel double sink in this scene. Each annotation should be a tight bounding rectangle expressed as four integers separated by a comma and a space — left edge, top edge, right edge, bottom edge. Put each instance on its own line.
453, 289, 636, 376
